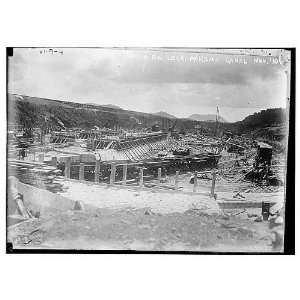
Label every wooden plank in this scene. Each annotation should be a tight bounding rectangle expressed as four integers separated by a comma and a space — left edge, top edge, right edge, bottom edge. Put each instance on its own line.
210, 169, 217, 197
38, 153, 44, 162
79, 163, 85, 181
122, 164, 127, 185
94, 160, 100, 183
217, 201, 277, 209
51, 156, 57, 167
157, 168, 161, 188
193, 172, 198, 192
126, 149, 136, 161
110, 163, 116, 184
128, 142, 140, 160
175, 170, 179, 190
114, 178, 137, 184
139, 168, 144, 188
65, 157, 71, 179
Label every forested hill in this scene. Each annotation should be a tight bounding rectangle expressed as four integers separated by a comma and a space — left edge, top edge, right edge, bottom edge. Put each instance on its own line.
7, 94, 197, 131
235, 108, 287, 132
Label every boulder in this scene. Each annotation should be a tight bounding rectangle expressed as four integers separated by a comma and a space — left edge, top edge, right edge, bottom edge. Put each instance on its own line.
271, 229, 284, 251
73, 200, 84, 211
254, 216, 263, 222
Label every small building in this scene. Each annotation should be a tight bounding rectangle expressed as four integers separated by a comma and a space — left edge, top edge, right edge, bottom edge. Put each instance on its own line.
256, 142, 272, 166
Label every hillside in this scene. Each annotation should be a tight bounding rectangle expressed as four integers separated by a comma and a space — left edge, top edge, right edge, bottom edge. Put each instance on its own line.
154, 111, 176, 119
7, 94, 288, 138
189, 114, 227, 123
7, 94, 197, 131
237, 108, 286, 130
184, 108, 288, 138
100, 104, 123, 110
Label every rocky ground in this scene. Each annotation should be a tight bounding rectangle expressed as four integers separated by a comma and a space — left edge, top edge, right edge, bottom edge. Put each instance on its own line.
7, 204, 283, 252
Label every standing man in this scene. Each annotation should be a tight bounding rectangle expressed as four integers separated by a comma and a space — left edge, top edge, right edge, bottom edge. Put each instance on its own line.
21, 148, 26, 160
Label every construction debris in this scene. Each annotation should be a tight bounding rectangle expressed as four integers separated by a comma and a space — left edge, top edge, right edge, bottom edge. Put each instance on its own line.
8, 121, 286, 239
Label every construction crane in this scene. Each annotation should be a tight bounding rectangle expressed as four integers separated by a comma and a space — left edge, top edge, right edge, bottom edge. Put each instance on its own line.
215, 106, 220, 136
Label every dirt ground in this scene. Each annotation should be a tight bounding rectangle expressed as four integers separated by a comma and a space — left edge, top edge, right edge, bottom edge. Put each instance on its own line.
7, 169, 285, 252
7, 150, 285, 252
7, 205, 283, 252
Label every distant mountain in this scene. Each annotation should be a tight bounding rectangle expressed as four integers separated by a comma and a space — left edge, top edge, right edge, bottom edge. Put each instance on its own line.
154, 111, 176, 119
188, 114, 227, 123
86, 103, 123, 109
101, 104, 123, 110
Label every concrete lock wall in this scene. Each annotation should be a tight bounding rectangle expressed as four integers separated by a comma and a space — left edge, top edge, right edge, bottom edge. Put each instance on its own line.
58, 155, 80, 163
16, 180, 76, 214
57, 153, 96, 164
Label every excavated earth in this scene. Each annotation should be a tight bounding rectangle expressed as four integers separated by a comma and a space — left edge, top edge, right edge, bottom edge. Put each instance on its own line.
7, 205, 282, 252
7, 150, 285, 252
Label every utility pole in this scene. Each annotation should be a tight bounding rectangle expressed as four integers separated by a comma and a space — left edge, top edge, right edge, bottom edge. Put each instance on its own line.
215, 106, 219, 137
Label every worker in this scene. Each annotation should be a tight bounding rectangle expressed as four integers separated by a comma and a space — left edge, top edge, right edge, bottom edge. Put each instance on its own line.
20, 148, 26, 160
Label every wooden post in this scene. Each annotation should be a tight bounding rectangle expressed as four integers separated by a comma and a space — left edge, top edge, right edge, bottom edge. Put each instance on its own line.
65, 157, 71, 179
157, 168, 161, 188
51, 156, 57, 167
175, 170, 179, 190
79, 163, 85, 181
210, 169, 217, 198
110, 163, 116, 184
193, 172, 198, 192
95, 160, 100, 183
139, 168, 144, 188
262, 201, 270, 221
122, 164, 128, 185
38, 153, 44, 163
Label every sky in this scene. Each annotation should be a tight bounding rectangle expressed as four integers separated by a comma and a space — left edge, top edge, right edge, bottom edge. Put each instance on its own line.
8, 48, 289, 122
